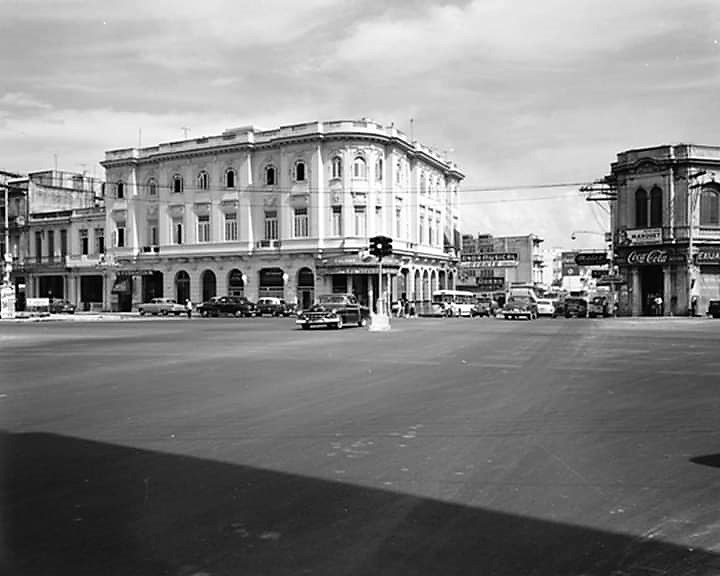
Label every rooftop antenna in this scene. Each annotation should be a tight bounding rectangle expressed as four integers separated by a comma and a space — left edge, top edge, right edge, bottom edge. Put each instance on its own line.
410, 118, 415, 142
138, 128, 142, 149
181, 126, 191, 139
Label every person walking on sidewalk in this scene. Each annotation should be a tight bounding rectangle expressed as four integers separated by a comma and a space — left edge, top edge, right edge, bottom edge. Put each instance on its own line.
185, 299, 193, 319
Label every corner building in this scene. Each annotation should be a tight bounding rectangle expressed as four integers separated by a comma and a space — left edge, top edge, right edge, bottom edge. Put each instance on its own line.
610, 144, 720, 316
101, 119, 464, 312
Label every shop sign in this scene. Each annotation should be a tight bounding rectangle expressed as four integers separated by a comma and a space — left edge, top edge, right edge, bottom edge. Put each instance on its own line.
695, 249, 720, 265
117, 269, 158, 277
620, 228, 662, 246
460, 252, 518, 268
476, 277, 505, 289
575, 252, 609, 266
591, 268, 609, 279
624, 248, 686, 266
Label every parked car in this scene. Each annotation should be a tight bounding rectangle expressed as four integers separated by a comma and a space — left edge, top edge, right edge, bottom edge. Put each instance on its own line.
708, 299, 720, 318
536, 298, 557, 318
564, 296, 589, 318
295, 294, 370, 329
138, 297, 186, 316
588, 295, 611, 318
49, 299, 76, 314
501, 296, 537, 320
471, 297, 498, 317
256, 297, 293, 317
197, 296, 257, 317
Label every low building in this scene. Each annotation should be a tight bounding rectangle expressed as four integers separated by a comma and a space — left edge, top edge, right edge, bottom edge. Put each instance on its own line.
8, 171, 107, 310
609, 144, 720, 316
100, 119, 464, 311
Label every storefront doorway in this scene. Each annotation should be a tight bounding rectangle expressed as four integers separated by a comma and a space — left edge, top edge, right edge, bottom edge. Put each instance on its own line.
141, 272, 163, 304
81, 275, 104, 310
640, 266, 664, 315
297, 267, 314, 310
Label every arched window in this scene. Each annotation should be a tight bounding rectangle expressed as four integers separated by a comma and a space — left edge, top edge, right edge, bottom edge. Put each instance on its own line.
225, 169, 236, 189
331, 156, 343, 179
265, 165, 276, 186
295, 161, 306, 182
352, 156, 367, 179
116, 181, 125, 199
375, 157, 383, 181
147, 178, 157, 196
650, 186, 662, 227
173, 174, 183, 194
227, 268, 245, 297
396, 161, 402, 184
635, 188, 648, 228
197, 171, 209, 191
420, 172, 427, 194
700, 188, 720, 226
175, 270, 190, 303
201, 270, 216, 303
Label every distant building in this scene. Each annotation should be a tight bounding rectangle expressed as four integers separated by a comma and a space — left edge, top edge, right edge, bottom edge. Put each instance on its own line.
609, 144, 720, 316
7, 171, 106, 310
458, 233, 545, 293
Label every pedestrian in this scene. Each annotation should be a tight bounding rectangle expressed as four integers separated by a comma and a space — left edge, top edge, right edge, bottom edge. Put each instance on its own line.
185, 298, 193, 319
654, 294, 663, 316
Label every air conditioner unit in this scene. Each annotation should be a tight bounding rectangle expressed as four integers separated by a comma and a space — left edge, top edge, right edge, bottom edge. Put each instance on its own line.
256, 240, 271, 248
142, 246, 152, 253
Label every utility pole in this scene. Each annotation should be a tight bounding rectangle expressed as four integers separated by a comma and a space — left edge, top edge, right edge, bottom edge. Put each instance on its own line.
1, 181, 15, 319
687, 170, 707, 316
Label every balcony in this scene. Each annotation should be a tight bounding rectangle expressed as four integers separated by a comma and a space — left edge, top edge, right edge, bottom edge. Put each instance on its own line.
255, 239, 281, 249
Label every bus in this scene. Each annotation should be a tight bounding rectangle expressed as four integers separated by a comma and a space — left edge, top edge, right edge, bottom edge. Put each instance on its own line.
430, 289, 477, 317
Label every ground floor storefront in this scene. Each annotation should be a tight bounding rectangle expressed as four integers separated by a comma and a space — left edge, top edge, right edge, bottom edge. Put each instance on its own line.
106, 251, 457, 313
14, 267, 108, 311
615, 245, 720, 316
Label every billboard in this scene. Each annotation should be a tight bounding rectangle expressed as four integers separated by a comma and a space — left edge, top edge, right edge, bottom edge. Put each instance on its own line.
460, 252, 518, 268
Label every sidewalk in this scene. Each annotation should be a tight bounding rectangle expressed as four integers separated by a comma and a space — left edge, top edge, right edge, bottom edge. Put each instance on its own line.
1, 311, 142, 323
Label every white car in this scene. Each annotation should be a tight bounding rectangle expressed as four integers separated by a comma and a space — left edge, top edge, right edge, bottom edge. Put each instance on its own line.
536, 298, 557, 317
138, 297, 186, 316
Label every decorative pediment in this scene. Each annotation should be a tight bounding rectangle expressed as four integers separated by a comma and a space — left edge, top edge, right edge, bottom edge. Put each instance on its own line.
289, 193, 309, 208
111, 208, 127, 222
147, 203, 159, 219
634, 160, 659, 175
168, 204, 185, 218
351, 191, 367, 205
194, 202, 211, 216
264, 194, 278, 207
221, 199, 238, 213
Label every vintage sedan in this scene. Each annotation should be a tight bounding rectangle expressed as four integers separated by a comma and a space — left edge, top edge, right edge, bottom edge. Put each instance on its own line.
501, 296, 537, 320
295, 294, 369, 329
197, 296, 257, 317
138, 297, 186, 316
49, 299, 76, 314
535, 298, 557, 318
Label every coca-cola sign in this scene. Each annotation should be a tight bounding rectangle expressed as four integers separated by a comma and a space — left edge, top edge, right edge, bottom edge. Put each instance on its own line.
623, 248, 687, 266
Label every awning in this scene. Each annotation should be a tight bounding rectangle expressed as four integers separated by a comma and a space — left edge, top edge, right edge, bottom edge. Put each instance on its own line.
111, 278, 131, 294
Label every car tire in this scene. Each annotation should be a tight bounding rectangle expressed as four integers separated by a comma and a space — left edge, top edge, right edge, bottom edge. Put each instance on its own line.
139, 309, 145, 316
161, 309, 168, 316
358, 316, 367, 327
301, 324, 310, 330
336, 317, 344, 329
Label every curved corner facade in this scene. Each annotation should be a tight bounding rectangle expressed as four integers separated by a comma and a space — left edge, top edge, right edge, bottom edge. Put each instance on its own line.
100, 119, 464, 312
610, 144, 720, 316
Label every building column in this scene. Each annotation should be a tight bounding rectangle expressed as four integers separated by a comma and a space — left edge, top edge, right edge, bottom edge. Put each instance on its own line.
631, 268, 641, 316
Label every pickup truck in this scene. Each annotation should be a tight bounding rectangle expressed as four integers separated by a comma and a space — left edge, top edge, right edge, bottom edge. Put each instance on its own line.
138, 297, 186, 316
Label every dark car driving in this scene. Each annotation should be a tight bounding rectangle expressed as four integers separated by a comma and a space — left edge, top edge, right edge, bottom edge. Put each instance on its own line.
295, 294, 369, 329
49, 299, 76, 314
564, 296, 589, 318
197, 296, 257, 317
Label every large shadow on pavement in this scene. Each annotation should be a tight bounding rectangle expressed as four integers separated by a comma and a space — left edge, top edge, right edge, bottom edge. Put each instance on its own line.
690, 454, 720, 469
1, 431, 718, 576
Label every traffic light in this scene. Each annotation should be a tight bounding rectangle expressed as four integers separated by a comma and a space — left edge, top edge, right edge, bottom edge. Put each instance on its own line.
369, 235, 393, 260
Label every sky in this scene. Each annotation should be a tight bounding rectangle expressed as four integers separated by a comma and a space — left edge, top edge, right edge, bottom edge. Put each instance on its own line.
2, 0, 720, 250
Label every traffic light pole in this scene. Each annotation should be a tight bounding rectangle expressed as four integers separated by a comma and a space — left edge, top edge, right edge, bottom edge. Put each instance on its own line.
369, 255, 391, 332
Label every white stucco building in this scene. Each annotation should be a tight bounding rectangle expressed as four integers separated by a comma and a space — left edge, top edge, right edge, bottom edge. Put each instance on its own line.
100, 119, 464, 311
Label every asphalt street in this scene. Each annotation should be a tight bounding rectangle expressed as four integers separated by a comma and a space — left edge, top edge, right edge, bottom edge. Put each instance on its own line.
1, 315, 719, 575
